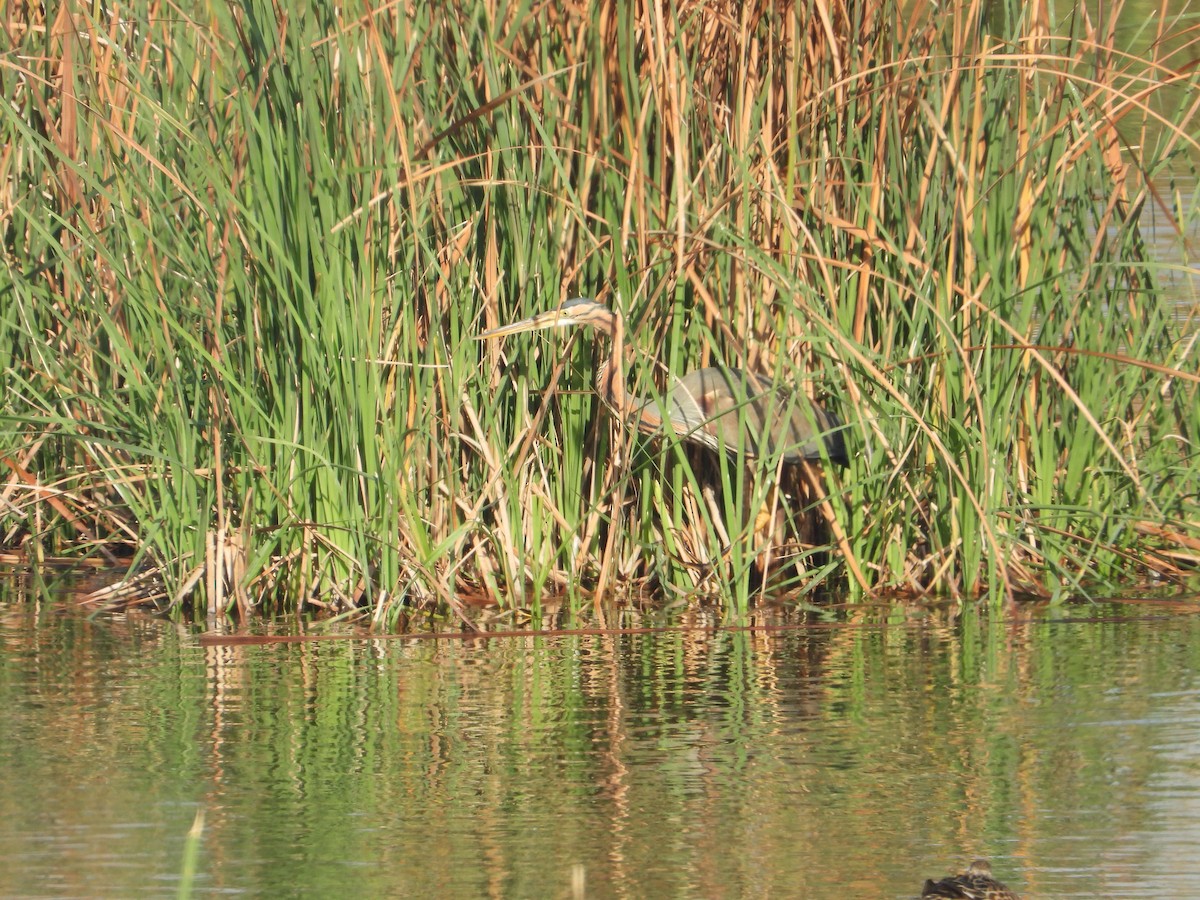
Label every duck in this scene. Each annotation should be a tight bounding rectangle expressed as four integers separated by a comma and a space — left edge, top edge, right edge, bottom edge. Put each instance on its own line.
920, 859, 1019, 899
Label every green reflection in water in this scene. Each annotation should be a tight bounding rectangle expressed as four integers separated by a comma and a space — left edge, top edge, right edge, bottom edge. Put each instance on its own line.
2, 598, 1200, 897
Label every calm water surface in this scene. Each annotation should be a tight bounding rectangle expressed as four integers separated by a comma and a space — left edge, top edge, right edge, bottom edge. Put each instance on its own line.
3, 594, 1200, 898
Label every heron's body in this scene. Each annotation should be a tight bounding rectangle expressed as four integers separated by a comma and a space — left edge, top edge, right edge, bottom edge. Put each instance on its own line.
479, 298, 846, 466
921, 860, 1019, 900
652, 367, 847, 465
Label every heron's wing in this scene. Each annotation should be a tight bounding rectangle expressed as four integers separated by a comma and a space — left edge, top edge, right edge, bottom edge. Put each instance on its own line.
647, 368, 846, 465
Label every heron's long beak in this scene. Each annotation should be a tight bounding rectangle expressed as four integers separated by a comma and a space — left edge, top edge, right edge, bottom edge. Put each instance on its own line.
476, 310, 579, 340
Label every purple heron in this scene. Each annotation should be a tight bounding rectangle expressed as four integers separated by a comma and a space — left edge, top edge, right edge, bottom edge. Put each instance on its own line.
478, 297, 848, 466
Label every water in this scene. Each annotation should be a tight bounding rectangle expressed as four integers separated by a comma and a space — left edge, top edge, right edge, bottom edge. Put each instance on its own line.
3, 596, 1200, 898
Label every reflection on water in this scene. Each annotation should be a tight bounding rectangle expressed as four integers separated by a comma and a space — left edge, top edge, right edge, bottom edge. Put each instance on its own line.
2, 595, 1200, 898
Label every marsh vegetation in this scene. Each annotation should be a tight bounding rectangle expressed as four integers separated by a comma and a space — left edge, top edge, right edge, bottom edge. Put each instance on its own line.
2, 0, 1197, 622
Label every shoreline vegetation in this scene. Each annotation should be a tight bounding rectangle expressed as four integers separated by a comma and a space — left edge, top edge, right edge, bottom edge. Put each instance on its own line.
2, 1, 1198, 625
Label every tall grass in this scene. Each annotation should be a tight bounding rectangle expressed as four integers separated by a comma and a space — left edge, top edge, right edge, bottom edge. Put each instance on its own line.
1, 0, 1197, 621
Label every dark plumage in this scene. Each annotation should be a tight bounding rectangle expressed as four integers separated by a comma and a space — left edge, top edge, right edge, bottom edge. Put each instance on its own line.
921, 860, 1019, 900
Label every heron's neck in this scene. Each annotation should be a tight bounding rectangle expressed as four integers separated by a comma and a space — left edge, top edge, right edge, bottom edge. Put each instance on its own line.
598, 309, 627, 415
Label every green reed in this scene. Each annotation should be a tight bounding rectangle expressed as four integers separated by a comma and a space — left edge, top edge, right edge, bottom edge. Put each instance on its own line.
1, 0, 1196, 621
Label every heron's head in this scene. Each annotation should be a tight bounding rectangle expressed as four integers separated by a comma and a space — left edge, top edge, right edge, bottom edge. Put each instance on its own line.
477, 297, 614, 339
